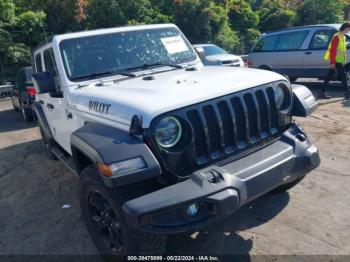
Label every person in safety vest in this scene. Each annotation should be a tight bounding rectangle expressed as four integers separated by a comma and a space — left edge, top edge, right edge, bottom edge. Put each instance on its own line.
323, 22, 350, 100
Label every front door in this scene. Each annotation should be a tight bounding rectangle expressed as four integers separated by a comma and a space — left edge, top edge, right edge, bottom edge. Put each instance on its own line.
40, 47, 80, 154
303, 29, 338, 78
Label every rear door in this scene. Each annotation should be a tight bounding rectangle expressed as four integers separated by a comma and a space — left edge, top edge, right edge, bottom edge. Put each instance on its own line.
303, 28, 337, 78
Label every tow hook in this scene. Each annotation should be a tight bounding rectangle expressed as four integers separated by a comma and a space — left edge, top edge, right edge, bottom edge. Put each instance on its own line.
203, 169, 224, 183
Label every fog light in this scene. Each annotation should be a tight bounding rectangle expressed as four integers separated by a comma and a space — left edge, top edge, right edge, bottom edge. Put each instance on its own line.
186, 203, 200, 217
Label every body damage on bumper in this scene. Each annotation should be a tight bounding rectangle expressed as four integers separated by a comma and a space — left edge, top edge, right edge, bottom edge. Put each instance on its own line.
122, 123, 320, 234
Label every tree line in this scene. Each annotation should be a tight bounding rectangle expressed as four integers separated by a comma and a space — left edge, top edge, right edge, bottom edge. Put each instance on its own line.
0, 0, 349, 83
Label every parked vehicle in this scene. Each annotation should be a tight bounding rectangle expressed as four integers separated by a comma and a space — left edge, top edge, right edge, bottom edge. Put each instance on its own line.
248, 24, 350, 81
0, 83, 13, 98
11, 66, 36, 121
194, 44, 244, 67
31, 24, 319, 258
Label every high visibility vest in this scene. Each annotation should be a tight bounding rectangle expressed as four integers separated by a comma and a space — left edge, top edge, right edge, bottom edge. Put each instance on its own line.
324, 32, 347, 64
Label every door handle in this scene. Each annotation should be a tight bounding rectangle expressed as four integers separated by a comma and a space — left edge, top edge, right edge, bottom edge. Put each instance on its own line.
305, 51, 312, 55
47, 103, 54, 109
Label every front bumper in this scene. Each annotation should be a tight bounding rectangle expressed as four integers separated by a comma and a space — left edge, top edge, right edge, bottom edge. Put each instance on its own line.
122, 124, 320, 234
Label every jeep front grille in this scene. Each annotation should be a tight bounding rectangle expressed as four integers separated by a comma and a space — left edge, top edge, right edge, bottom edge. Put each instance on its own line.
186, 86, 280, 165
149, 82, 291, 178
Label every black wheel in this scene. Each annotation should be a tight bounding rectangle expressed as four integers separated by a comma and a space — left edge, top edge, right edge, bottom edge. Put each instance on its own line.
38, 123, 57, 160
21, 102, 34, 122
80, 165, 167, 258
274, 176, 305, 192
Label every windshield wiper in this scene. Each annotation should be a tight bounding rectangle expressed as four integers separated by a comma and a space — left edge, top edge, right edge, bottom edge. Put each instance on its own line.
70, 69, 136, 81
126, 62, 183, 71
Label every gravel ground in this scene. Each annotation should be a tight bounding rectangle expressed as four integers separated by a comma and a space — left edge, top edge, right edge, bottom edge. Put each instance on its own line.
0, 81, 349, 258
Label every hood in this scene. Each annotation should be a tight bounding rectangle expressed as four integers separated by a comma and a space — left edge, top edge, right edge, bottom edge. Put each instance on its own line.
73, 66, 286, 128
206, 54, 242, 62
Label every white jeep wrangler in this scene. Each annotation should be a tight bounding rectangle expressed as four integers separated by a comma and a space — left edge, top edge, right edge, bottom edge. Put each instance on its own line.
31, 24, 320, 257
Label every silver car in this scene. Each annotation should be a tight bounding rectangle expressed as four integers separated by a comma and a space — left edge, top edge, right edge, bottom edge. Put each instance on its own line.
194, 44, 244, 67
248, 24, 350, 81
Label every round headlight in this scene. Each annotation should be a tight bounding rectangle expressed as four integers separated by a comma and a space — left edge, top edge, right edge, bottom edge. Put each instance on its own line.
155, 117, 182, 148
274, 84, 286, 109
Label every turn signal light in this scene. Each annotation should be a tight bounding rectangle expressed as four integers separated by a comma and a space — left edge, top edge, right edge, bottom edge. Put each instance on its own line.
97, 163, 113, 177
97, 157, 146, 177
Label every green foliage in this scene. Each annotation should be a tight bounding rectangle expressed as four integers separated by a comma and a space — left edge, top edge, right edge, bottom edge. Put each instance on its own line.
0, 0, 16, 28
297, 0, 345, 25
228, 0, 259, 52
15, 11, 46, 46
173, 0, 212, 44
85, 0, 127, 29
210, 1, 239, 51
6, 43, 30, 64
45, 0, 83, 33
258, 0, 297, 32
229, 0, 259, 32
2, 0, 350, 83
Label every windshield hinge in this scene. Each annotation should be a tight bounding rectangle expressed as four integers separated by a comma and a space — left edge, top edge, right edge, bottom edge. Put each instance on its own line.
129, 115, 143, 136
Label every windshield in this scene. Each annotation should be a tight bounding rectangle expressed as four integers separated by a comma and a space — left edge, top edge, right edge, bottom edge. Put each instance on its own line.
59, 27, 197, 81
202, 45, 227, 56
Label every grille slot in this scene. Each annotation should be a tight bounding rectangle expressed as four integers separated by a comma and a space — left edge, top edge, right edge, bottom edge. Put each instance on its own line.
231, 97, 248, 147
255, 90, 270, 138
266, 87, 279, 134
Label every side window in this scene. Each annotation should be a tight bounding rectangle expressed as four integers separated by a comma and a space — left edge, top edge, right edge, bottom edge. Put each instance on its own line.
44, 48, 57, 72
275, 31, 309, 51
309, 30, 337, 50
35, 54, 43, 73
253, 35, 279, 52
44, 48, 61, 91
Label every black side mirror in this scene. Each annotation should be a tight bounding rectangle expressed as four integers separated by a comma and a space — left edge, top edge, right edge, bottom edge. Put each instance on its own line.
32, 72, 57, 94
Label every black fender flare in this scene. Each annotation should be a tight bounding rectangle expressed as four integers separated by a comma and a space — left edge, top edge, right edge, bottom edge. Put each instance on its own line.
70, 122, 162, 187
32, 101, 53, 140
291, 84, 318, 117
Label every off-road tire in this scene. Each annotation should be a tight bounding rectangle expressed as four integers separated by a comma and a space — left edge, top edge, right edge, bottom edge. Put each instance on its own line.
21, 102, 34, 122
274, 176, 305, 192
80, 165, 167, 260
38, 123, 57, 160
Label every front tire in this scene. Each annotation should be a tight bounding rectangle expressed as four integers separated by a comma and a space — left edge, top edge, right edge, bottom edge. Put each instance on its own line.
80, 165, 167, 258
